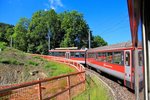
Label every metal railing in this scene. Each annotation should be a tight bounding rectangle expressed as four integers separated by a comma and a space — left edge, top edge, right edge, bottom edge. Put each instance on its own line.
0, 55, 85, 100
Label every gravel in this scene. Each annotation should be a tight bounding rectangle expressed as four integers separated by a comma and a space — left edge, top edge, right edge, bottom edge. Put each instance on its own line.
86, 68, 136, 100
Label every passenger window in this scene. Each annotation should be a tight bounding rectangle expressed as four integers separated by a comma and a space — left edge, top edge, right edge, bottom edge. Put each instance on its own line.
75, 52, 80, 57
80, 53, 85, 58
59, 52, 65, 57
71, 52, 74, 57
98, 52, 106, 62
106, 52, 113, 63
113, 52, 123, 65
88, 53, 94, 58
125, 51, 130, 66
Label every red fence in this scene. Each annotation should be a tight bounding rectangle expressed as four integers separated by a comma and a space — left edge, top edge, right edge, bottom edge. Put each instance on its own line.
41, 55, 85, 72
0, 55, 85, 100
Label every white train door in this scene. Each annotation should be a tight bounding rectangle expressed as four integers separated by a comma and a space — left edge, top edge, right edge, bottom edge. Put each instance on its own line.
65, 52, 70, 59
124, 50, 132, 88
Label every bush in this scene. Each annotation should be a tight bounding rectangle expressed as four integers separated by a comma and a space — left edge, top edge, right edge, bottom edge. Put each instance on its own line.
28, 61, 39, 66
0, 58, 24, 65
0, 42, 7, 51
0, 59, 11, 64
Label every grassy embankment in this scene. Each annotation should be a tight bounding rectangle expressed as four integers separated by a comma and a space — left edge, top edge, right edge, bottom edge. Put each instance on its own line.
73, 74, 112, 100
0, 48, 75, 85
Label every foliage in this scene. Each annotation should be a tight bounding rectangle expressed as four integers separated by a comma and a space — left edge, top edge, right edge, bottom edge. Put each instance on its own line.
73, 75, 110, 100
0, 48, 76, 85
28, 10, 48, 54
0, 9, 107, 54
92, 35, 108, 47
13, 17, 30, 52
0, 23, 14, 46
60, 11, 89, 48
27, 61, 39, 66
44, 61, 75, 77
0, 58, 23, 65
0, 42, 7, 50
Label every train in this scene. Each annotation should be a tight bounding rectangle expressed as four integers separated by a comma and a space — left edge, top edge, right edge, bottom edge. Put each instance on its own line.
49, 0, 148, 98
49, 47, 86, 64
49, 41, 143, 90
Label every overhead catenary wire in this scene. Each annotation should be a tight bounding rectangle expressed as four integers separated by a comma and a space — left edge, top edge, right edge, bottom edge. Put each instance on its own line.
98, 13, 129, 33
100, 16, 129, 35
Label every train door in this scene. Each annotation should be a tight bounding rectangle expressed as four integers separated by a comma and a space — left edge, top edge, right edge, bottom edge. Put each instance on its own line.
65, 52, 70, 59
124, 50, 132, 88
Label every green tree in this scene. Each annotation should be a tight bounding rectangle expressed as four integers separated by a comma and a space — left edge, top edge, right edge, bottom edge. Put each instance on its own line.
92, 35, 108, 47
6, 28, 14, 46
0, 42, 7, 50
46, 9, 62, 49
13, 17, 30, 51
60, 11, 89, 48
0, 23, 14, 45
28, 10, 48, 54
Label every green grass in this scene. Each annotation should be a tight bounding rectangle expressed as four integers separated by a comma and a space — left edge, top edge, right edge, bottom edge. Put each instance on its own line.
44, 61, 75, 77
27, 60, 39, 66
0, 58, 24, 65
0, 47, 76, 84
73, 75, 111, 100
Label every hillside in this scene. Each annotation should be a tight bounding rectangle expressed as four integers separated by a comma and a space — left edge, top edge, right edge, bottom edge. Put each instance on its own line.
0, 48, 75, 86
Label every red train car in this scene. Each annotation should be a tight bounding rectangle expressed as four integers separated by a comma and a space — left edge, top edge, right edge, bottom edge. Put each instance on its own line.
49, 48, 86, 64
48, 42, 143, 90
86, 42, 143, 89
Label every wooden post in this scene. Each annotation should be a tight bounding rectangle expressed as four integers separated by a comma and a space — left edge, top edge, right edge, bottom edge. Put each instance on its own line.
67, 76, 71, 100
38, 78, 42, 100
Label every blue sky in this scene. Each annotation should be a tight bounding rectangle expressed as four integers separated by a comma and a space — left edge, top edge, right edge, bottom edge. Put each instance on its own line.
0, 0, 131, 44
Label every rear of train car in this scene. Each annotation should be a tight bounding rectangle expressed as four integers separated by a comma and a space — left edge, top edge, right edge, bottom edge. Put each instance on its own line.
86, 42, 143, 89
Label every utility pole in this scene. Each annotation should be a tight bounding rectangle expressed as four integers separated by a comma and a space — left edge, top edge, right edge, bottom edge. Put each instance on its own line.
10, 35, 12, 47
88, 30, 91, 49
48, 29, 51, 52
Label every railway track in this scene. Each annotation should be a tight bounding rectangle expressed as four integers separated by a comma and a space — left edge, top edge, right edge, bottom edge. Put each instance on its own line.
85, 68, 135, 100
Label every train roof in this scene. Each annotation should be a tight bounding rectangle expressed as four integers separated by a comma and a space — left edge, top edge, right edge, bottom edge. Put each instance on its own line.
49, 49, 86, 52
87, 41, 133, 52
54, 47, 78, 50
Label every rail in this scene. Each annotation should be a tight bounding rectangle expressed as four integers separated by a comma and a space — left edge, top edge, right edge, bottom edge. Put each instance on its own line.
0, 55, 85, 100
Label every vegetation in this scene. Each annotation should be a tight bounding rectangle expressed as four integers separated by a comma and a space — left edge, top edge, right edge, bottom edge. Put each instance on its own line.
73, 75, 111, 100
0, 23, 14, 46
44, 61, 75, 77
0, 42, 7, 50
0, 48, 75, 85
0, 9, 107, 54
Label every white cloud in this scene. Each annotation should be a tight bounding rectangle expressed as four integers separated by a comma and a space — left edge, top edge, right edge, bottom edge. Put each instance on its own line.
44, 9, 48, 11
45, 0, 64, 10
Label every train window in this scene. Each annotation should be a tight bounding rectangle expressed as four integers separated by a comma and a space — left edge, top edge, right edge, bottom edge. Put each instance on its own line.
75, 52, 80, 57
59, 52, 65, 56
71, 52, 74, 57
98, 52, 106, 62
125, 52, 130, 66
113, 52, 123, 65
88, 53, 94, 58
106, 52, 113, 63
49, 52, 52, 56
80, 53, 85, 58
138, 51, 143, 66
